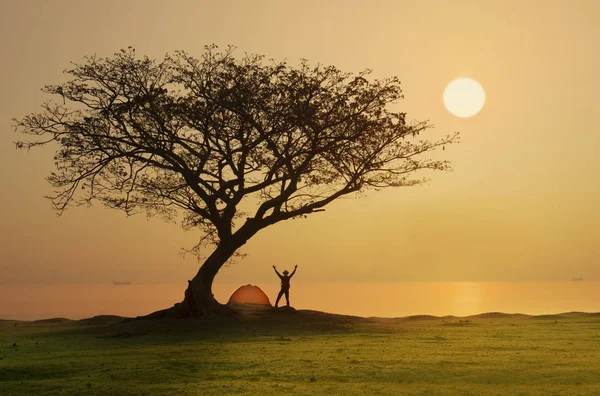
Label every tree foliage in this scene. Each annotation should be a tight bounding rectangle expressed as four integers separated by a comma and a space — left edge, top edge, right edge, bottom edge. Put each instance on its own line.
16, 46, 458, 258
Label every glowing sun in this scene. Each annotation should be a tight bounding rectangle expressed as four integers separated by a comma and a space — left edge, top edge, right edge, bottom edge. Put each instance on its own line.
443, 78, 485, 118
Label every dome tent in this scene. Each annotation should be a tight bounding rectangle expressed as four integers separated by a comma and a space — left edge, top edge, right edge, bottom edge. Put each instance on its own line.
227, 284, 272, 306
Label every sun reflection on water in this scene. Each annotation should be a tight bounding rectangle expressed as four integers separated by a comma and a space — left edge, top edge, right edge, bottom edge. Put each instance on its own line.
449, 282, 483, 316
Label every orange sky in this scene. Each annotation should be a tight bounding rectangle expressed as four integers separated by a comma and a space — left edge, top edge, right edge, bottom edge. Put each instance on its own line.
1, 0, 599, 287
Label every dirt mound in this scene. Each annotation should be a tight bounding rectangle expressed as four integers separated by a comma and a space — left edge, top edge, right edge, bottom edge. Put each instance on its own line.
33, 318, 74, 324
401, 315, 440, 321
78, 315, 127, 325
468, 312, 528, 319
227, 284, 272, 306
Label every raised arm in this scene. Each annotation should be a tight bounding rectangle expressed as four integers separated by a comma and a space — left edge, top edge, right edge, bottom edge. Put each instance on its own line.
290, 265, 298, 278
273, 265, 283, 278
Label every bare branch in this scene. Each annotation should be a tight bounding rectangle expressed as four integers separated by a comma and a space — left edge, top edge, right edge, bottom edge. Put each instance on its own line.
15, 45, 459, 265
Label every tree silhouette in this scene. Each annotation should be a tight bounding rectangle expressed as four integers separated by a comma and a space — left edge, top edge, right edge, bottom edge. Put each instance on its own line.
15, 46, 458, 316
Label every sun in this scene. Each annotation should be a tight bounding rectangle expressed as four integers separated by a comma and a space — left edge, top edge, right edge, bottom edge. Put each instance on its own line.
443, 78, 485, 118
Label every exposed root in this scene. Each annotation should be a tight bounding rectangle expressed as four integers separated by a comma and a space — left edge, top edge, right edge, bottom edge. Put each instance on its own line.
134, 283, 234, 320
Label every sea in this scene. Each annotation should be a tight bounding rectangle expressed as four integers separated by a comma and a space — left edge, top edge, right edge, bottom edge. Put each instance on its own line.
1, 282, 599, 321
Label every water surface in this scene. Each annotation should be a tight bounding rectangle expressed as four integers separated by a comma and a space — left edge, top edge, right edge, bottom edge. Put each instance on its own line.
1, 282, 598, 320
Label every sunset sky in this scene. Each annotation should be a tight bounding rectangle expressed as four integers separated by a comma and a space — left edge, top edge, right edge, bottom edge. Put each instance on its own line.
1, 0, 599, 288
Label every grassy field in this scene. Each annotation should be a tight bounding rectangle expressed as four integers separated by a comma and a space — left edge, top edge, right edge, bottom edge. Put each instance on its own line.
1, 309, 600, 395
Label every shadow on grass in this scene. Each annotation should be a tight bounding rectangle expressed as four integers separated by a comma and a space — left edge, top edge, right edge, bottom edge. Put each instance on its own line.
28, 306, 373, 347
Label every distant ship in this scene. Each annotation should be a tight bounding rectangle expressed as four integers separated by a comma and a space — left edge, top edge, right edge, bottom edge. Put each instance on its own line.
113, 281, 132, 286
572, 277, 584, 282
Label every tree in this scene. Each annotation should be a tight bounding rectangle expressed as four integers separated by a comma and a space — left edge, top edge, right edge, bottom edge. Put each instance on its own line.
15, 46, 458, 317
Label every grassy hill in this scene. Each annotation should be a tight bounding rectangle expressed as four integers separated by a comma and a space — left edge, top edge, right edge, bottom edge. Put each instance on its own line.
1, 309, 600, 395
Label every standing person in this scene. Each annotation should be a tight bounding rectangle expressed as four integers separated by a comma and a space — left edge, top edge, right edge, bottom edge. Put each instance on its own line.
273, 264, 297, 308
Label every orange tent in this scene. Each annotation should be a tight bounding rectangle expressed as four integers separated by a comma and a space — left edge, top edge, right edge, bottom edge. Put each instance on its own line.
227, 284, 272, 306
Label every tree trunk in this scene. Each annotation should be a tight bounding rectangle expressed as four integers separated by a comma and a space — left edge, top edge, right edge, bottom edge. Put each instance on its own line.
185, 244, 233, 316
141, 221, 261, 319
140, 246, 232, 319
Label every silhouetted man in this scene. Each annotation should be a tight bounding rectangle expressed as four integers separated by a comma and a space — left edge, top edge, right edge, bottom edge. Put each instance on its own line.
273, 264, 297, 308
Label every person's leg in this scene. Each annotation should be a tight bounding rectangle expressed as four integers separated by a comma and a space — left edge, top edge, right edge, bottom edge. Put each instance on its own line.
285, 290, 290, 307
275, 290, 284, 307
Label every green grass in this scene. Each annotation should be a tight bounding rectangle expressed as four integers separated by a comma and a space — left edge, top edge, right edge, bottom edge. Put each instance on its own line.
1, 311, 600, 395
